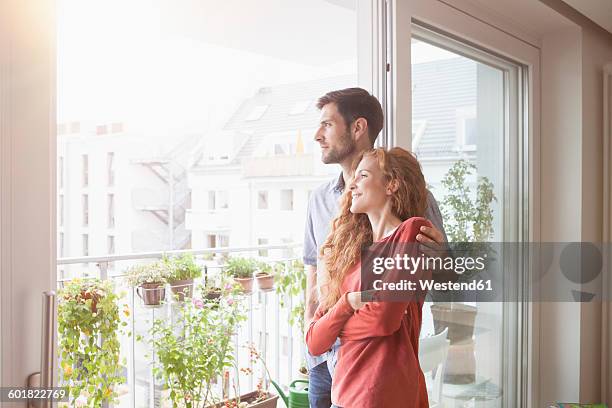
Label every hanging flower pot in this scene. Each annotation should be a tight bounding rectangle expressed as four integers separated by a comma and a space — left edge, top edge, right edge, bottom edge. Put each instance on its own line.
137, 282, 166, 306
224, 257, 257, 294
234, 277, 254, 293
169, 278, 194, 302
125, 262, 170, 307
255, 272, 274, 291
162, 253, 203, 302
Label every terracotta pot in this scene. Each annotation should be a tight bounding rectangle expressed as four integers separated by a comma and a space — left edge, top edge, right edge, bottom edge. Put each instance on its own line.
136, 283, 165, 306
234, 277, 254, 293
209, 391, 278, 408
430, 303, 477, 384
169, 278, 194, 301
255, 272, 274, 291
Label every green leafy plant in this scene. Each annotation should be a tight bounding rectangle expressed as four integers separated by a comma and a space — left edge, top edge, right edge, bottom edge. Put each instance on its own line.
223, 257, 257, 279
440, 160, 496, 281
163, 253, 203, 282
58, 278, 128, 407
274, 260, 306, 332
124, 262, 170, 287
440, 160, 496, 243
149, 281, 247, 408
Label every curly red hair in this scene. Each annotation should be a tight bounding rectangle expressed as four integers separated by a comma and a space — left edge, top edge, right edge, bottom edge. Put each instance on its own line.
319, 147, 428, 310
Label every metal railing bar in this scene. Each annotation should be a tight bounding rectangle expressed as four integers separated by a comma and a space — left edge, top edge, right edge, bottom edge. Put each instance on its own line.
57, 243, 302, 265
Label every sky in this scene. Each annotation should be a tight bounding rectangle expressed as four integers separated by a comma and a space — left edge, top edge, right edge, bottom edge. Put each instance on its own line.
56, 0, 358, 137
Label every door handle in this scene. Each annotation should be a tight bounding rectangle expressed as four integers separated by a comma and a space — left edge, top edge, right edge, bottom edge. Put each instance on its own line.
27, 291, 56, 408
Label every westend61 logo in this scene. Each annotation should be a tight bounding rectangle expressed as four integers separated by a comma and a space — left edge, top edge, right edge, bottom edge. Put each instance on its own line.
360, 242, 610, 303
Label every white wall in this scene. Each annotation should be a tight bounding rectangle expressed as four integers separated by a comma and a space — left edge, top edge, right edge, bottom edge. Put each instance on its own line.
539, 14, 612, 404
539, 26, 583, 402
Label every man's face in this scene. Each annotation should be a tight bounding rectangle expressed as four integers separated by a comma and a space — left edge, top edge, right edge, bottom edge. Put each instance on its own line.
314, 103, 356, 164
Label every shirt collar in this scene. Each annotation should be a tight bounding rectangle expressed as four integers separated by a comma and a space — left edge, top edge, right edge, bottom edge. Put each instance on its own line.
332, 172, 345, 193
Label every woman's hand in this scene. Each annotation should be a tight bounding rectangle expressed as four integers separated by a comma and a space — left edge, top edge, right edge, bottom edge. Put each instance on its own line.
346, 290, 377, 311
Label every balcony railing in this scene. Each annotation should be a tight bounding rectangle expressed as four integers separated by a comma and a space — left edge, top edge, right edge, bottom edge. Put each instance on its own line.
57, 243, 305, 408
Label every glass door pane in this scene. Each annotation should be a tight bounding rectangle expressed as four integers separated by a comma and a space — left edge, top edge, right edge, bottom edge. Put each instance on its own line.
57, 1, 364, 406
411, 26, 524, 408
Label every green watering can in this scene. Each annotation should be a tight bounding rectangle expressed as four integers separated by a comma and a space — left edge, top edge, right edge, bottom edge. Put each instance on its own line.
270, 379, 309, 408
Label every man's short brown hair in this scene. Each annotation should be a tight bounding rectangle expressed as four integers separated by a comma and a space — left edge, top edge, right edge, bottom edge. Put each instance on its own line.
316, 88, 384, 145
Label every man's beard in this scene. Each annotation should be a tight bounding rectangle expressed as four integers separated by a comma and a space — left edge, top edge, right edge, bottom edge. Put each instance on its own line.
322, 131, 356, 164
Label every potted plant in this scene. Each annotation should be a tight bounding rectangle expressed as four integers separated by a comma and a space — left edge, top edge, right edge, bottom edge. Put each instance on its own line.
125, 262, 170, 306
58, 278, 128, 406
149, 283, 253, 408
164, 253, 203, 301
224, 257, 256, 293
434, 159, 496, 384
254, 262, 274, 291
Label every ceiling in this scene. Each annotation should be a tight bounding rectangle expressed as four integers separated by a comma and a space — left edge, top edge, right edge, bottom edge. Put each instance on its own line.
458, 0, 575, 40
560, 0, 612, 34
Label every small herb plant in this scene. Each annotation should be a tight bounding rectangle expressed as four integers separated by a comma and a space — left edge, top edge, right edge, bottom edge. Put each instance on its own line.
163, 253, 203, 282
224, 257, 257, 279
124, 262, 170, 287
274, 260, 306, 332
149, 282, 247, 408
58, 278, 128, 407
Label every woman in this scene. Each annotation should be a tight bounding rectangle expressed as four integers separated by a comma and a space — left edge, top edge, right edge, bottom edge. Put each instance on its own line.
305, 147, 430, 408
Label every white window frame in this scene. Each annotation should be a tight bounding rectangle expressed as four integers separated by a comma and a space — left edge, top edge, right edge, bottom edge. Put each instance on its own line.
390, 2, 539, 406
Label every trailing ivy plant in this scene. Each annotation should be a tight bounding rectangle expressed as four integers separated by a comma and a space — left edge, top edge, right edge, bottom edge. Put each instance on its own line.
148, 280, 247, 408
58, 278, 128, 407
274, 260, 306, 332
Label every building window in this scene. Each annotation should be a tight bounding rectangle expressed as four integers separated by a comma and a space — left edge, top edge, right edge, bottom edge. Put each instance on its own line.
110, 122, 123, 133
107, 152, 115, 186
281, 335, 289, 357
257, 238, 269, 257
208, 191, 216, 210
82, 194, 89, 226
207, 191, 228, 210
96, 124, 108, 135
59, 232, 64, 258
245, 105, 269, 121
59, 195, 64, 227
108, 194, 115, 228
280, 189, 293, 211
70, 121, 80, 133
206, 234, 229, 248
257, 191, 268, 210
82, 234, 89, 256
206, 234, 217, 248
57, 123, 67, 135
59, 156, 64, 189
217, 191, 228, 209
82, 154, 89, 187
107, 235, 115, 254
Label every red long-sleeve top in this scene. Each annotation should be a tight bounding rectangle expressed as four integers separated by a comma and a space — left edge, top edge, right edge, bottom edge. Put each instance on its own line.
306, 217, 431, 408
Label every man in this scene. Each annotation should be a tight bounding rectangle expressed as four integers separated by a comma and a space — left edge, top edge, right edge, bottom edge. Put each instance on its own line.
303, 87, 447, 408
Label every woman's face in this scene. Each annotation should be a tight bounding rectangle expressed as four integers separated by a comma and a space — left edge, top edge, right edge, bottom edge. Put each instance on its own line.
349, 155, 390, 214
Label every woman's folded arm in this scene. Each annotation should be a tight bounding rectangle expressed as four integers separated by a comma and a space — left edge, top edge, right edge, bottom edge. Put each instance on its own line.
305, 293, 354, 356
340, 300, 409, 340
